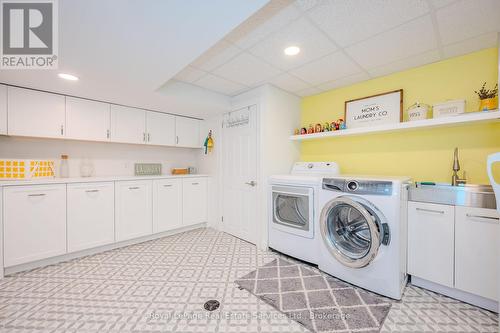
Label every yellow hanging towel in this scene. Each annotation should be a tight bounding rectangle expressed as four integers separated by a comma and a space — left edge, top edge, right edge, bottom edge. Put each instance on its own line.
204, 130, 214, 154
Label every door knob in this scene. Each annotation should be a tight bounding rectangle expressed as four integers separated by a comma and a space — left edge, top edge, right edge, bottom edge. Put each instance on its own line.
245, 181, 257, 187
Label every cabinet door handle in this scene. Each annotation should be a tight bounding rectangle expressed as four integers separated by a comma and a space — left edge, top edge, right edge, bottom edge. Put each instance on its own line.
466, 214, 499, 222
416, 207, 444, 214
28, 193, 46, 197
192, 182, 199, 185
106, 129, 110, 139
85, 189, 99, 193
129, 186, 140, 190
176, 136, 179, 144
60, 125, 64, 136
148, 133, 151, 142
143, 133, 146, 142
163, 184, 173, 187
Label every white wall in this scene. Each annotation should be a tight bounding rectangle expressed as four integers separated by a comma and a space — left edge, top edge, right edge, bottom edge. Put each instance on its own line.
197, 115, 222, 228
230, 84, 301, 249
0, 136, 199, 177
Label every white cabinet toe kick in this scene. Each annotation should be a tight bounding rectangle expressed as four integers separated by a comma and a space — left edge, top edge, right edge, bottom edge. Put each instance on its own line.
0, 176, 209, 277
408, 201, 499, 312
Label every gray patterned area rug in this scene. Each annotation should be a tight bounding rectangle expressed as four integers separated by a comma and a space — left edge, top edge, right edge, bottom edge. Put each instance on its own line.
235, 258, 392, 333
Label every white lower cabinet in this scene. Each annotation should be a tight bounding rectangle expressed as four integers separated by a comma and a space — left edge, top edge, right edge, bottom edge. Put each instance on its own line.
455, 206, 499, 301
115, 180, 153, 241
0, 176, 209, 273
182, 178, 208, 226
3, 184, 66, 266
408, 201, 455, 287
153, 179, 182, 233
67, 182, 115, 252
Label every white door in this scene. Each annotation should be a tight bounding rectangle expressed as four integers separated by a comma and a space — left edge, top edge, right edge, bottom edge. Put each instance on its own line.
110, 105, 146, 144
153, 179, 182, 232
175, 117, 201, 148
455, 206, 499, 301
66, 97, 111, 142
115, 180, 152, 241
3, 184, 67, 266
67, 182, 115, 252
146, 111, 175, 146
0, 84, 6, 135
407, 201, 455, 287
182, 178, 208, 226
7, 87, 66, 139
221, 105, 258, 244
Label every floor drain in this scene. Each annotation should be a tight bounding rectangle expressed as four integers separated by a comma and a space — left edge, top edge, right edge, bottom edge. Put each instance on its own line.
204, 300, 220, 311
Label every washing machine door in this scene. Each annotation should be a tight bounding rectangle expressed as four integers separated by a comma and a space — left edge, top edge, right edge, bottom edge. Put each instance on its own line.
320, 196, 389, 268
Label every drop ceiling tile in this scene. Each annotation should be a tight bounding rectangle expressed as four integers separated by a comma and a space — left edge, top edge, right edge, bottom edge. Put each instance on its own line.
190, 40, 241, 72
290, 51, 361, 85
212, 52, 282, 87
436, 0, 500, 45
193, 73, 247, 96
296, 86, 324, 97
248, 17, 337, 71
269, 72, 311, 93
174, 66, 207, 83
429, 0, 456, 9
345, 15, 438, 70
442, 32, 498, 59
307, 0, 430, 47
294, 0, 319, 12
367, 49, 441, 78
317, 72, 371, 92
226, 3, 301, 50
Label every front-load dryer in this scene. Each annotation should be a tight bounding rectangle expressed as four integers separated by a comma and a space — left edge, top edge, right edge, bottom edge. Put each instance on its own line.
318, 175, 410, 299
268, 162, 339, 264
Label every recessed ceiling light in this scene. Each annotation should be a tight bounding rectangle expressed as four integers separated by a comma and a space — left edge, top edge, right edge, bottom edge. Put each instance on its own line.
58, 73, 79, 81
284, 46, 300, 56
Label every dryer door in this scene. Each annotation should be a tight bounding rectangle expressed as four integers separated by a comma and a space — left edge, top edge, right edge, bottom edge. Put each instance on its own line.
320, 196, 389, 268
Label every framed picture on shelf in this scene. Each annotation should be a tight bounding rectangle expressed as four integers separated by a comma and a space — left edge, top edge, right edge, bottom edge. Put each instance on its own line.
345, 89, 403, 129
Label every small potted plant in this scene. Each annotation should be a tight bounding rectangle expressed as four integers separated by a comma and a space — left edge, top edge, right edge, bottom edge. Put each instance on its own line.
475, 82, 498, 111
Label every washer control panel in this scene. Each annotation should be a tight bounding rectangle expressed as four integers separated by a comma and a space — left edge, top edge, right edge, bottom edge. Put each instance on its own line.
323, 178, 393, 195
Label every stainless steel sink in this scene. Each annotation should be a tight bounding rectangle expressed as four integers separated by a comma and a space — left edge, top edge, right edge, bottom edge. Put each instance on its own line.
409, 183, 497, 209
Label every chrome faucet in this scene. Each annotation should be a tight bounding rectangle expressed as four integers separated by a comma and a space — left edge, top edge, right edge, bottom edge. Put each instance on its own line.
451, 147, 467, 186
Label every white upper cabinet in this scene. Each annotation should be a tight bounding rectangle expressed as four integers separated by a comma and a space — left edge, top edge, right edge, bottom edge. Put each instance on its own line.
455, 206, 499, 301
0, 84, 6, 135
110, 105, 146, 144
66, 97, 111, 142
175, 117, 201, 148
146, 111, 175, 146
3, 85, 203, 148
7, 87, 65, 139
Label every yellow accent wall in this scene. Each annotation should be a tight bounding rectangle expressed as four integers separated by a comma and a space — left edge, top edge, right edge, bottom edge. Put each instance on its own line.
301, 48, 500, 184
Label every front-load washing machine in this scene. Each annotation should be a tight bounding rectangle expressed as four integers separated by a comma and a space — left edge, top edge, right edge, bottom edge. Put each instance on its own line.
268, 162, 339, 264
318, 175, 410, 299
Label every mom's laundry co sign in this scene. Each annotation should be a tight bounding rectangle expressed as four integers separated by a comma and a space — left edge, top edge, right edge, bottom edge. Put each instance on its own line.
345, 89, 403, 129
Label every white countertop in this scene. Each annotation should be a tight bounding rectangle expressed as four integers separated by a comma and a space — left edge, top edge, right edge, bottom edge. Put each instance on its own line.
0, 174, 209, 187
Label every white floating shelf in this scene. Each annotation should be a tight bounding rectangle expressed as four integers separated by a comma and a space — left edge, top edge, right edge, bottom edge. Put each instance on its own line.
290, 110, 500, 141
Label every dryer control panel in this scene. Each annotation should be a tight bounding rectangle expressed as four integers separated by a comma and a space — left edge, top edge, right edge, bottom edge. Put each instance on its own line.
323, 178, 393, 196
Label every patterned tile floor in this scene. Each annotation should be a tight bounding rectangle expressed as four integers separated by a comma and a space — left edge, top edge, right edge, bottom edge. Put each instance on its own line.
0, 227, 497, 332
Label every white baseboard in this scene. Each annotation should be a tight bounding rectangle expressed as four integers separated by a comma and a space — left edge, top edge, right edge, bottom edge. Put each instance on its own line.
3, 223, 206, 276
411, 276, 498, 313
